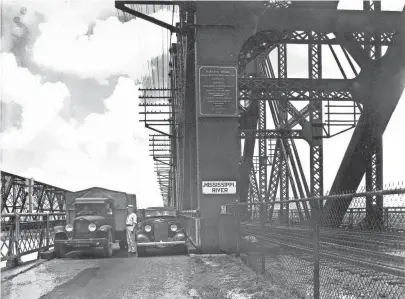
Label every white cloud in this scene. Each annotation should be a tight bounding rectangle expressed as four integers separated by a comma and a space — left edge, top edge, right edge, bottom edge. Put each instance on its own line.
1, 52, 70, 148
32, 10, 176, 83
1, 53, 162, 208
5, 0, 115, 25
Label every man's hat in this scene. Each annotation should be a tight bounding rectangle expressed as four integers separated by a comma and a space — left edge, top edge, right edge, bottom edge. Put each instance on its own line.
127, 204, 133, 208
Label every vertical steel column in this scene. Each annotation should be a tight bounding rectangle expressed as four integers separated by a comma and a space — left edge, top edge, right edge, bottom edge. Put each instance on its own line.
309, 32, 324, 201
257, 60, 268, 214
278, 43, 289, 223
364, 0, 383, 226
309, 32, 322, 299
187, 8, 198, 210
170, 56, 177, 209
181, 9, 195, 210
267, 141, 281, 218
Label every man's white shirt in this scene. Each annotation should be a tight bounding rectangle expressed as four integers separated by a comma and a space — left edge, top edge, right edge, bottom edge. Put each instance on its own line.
126, 212, 137, 232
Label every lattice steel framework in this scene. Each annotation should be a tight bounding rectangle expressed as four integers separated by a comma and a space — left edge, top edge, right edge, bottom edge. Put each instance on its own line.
238, 0, 403, 226
117, 1, 405, 227
1, 171, 68, 214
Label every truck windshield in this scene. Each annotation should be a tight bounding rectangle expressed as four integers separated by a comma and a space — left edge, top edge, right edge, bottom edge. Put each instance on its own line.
76, 204, 107, 216
145, 210, 176, 218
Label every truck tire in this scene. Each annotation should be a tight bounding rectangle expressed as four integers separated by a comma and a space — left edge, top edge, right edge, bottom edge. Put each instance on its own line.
119, 240, 126, 251
103, 231, 113, 258
55, 243, 66, 258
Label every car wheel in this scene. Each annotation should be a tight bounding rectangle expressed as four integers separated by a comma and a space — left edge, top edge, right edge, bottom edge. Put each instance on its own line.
104, 231, 113, 258
55, 243, 66, 258
136, 246, 145, 257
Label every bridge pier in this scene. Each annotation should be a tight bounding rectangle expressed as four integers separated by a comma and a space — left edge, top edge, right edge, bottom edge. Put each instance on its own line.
180, 3, 241, 252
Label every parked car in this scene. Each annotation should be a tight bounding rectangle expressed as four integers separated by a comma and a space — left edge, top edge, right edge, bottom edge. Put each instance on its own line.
136, 207, 187, 256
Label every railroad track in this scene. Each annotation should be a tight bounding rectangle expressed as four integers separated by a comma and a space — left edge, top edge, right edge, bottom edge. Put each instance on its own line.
239, 224, 405, 286
243, 222, 405, 251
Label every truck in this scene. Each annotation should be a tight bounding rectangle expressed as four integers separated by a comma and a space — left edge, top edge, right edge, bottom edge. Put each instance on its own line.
53, 187, 136, 258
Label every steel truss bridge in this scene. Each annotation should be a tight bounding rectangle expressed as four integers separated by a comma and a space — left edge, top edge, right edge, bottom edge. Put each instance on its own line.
0, 0, 404, 257
115, 0, 405, 238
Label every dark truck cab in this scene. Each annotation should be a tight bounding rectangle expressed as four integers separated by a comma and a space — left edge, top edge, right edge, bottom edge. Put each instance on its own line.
53, 187, 136, 258
54, 198, 120, 257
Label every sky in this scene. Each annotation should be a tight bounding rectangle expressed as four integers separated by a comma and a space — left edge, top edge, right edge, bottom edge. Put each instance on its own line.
0, 0, 404, 210
0, 0, 178, 208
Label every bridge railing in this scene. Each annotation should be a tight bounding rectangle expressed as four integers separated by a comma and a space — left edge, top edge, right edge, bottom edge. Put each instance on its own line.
1, 212, 66, 267
178, 210, 200, 248
221, 186, 405, 299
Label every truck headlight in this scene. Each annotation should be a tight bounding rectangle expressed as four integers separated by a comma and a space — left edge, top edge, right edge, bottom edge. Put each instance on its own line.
65, 224, 73, 232
170, 224, 177, 232
88, 223, 96, 232
144, 225, 152, 232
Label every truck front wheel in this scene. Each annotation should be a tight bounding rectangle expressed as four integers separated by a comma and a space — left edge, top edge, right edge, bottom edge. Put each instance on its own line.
55, 243, 66, 258
103, 231, 113, 258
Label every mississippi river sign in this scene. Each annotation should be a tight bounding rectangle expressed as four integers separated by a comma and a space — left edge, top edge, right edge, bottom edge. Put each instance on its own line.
202, 181, 236, 194
199, 66, 238, 117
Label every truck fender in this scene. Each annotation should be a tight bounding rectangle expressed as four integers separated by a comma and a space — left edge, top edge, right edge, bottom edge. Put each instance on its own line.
54, 226, 69, 240
98, 225, 113, 232
54, 225, 66, 234
96, 225, 113, 238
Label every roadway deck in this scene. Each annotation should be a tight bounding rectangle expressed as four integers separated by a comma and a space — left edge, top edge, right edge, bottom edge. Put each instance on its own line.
1, 249, 298, 299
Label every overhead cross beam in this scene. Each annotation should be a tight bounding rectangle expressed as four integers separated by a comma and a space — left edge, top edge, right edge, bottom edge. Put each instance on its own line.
115, 1, 182, 33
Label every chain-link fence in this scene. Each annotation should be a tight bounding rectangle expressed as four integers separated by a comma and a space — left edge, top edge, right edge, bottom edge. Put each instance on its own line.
222, 186, 405, 299
1, 212, 66, 267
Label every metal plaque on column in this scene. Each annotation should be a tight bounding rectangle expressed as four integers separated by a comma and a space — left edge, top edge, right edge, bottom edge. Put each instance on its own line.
198, 66, 238, 117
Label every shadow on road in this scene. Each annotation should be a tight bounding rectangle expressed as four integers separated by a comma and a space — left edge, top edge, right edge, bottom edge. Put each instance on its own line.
61, 244, 187, 260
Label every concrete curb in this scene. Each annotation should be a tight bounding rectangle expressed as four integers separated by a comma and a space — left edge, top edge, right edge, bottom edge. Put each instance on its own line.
1, 259, 47, 282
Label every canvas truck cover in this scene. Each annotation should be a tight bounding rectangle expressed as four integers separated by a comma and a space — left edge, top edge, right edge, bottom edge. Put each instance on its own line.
65, 187, 136, 210
65, 187, 136, 230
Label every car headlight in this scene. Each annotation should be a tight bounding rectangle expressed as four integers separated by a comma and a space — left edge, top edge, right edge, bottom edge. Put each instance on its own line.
65, 224, 73, 232
88, 223, 97, 232
144, 225, 152, 232
170, 224, 178, 232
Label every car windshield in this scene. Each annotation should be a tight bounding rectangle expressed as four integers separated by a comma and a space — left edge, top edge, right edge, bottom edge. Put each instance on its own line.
144, 209, 176, 218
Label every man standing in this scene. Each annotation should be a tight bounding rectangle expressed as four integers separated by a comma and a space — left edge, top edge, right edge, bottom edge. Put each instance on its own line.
126, 204, 137, 256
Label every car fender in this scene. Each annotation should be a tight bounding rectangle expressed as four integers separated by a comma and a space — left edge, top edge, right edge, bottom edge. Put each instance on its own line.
136, 233, 150, 243
173, 231, 186, 241
175, 227, 186, 235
